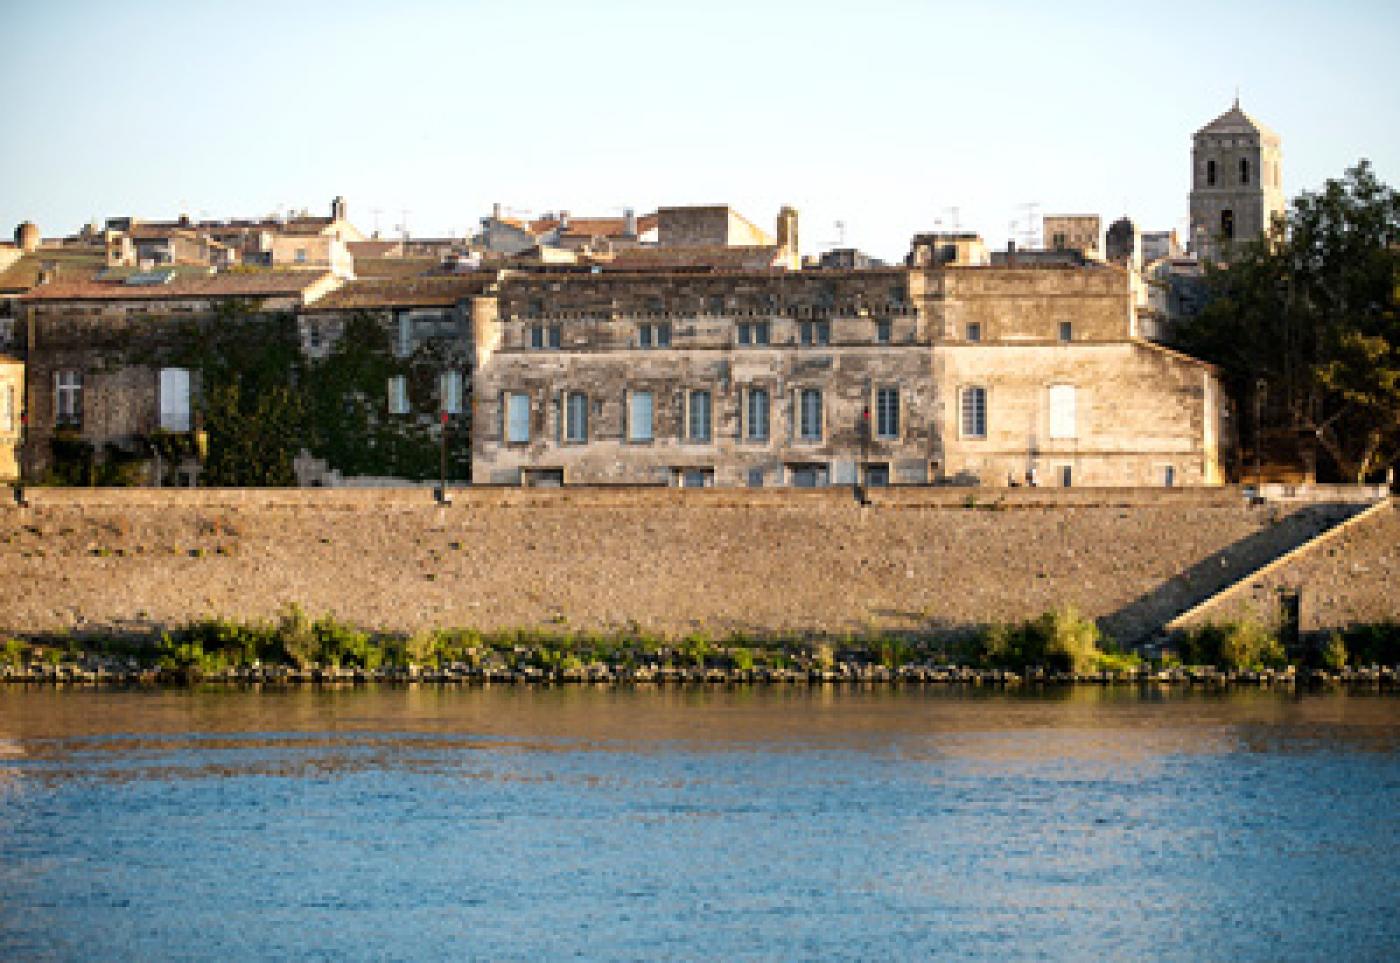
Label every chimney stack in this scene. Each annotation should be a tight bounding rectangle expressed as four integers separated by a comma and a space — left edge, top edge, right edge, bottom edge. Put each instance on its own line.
622, 207, 637, 238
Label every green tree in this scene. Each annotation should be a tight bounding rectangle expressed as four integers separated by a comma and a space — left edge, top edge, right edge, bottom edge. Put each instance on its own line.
1175, 161, 1400, 481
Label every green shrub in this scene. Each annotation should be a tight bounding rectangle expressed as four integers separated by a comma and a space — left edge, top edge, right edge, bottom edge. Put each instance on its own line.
1321, 633, 1349, 672
1185, 620, 1285, 670
1339, 621, 1400, 666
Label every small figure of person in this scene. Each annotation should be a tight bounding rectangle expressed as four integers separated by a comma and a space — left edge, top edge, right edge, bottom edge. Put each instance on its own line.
1026, 466, 1039, 488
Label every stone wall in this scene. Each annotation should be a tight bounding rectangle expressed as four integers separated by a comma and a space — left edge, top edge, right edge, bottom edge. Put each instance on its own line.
1170, 498, 1399, 636
0, 487, 1384, 643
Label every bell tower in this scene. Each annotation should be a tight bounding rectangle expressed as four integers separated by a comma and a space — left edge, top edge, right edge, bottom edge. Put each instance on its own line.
1188, 98, 1284, 262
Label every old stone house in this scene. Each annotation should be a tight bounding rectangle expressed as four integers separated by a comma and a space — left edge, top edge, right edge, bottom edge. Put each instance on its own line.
15, 270, 341, 481
472, 260, 1226, 487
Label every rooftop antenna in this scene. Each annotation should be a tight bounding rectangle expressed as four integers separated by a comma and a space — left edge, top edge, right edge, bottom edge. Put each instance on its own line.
828, 219, 847, 248
395, 208, 411, 241
370, 207, 383, 237
942, 206, 961, 230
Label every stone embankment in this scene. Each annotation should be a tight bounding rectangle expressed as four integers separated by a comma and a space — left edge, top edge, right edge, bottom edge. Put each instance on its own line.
4, 657, 1395, 688
1, 485, 1392, 642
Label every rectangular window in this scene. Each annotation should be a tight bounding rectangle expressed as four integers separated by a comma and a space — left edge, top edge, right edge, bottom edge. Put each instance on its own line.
681, 468, 710, 489
440, 370, 463, 415
876, 319, 891, 344
960, 386, 986, 438
1163, 465, 1176, 488
815, 321, 830, 345
396, 313, 412, 357
638, 322, 671, 348
656, 322, 671, 348
55, 370, 82, 427
565, 392, 588, 443
1048, 384, 1076, 440
1059, 465, 1073, 488
1058, 321, 1073, 343
875, 387, 899, 440
865, 463, 890, 487
295, 248, 307, 264
747, 388, 770, 442
799, 388, 822, 441
687, 390, 711, 443
159, 367, 191, 431
790, 464, 828, 488
388, 375, 409, 415
506, 393, 530, 443
747, 467, 764, 487
547, 325, 561, 349
531, 324, 545, 349
966, 322, 982, 343
752, 321, 769, 345
737, 323, 751, 346
628, 391, 653, 442
799, 321, 812, 345
639, 324, 652, 348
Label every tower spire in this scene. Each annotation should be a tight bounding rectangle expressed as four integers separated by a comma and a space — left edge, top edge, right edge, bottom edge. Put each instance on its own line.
1233, 85, 1240, 110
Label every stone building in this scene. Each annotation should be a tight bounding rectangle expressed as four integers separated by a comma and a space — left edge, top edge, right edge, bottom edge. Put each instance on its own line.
472, 259, 1226, 488
1189, 98, 1285, 262
1042, 215, 1101, 259
0, 354, 21, 481
15, 271, 341, 480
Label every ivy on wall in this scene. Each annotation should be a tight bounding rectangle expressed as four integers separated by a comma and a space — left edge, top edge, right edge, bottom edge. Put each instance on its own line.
137, 302, 471, 486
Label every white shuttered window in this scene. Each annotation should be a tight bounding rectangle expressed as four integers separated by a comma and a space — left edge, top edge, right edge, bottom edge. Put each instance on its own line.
1049, 384, 1077, 440
159, 367, 191, 431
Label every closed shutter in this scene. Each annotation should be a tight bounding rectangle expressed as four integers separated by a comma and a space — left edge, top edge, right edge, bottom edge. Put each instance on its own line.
160, 368, 191, 431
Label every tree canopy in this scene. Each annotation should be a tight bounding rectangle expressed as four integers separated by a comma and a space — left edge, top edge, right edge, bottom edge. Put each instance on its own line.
1174, 161, 1400, 482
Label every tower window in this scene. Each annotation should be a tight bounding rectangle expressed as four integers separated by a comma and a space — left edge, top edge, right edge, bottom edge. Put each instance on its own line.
1221, 209, 1234, 240
1206, 160, 1216, 187
1240, 158, 1250, 185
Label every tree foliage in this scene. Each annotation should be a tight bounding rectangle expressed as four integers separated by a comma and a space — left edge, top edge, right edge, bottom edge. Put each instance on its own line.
1174, 161, 1400, 481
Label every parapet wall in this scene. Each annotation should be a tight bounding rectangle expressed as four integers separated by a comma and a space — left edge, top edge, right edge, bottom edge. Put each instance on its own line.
1, 486, 1392, 641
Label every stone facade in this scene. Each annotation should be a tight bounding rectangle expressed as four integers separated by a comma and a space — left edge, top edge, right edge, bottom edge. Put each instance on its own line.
473, 262, 1226, 488
0, 354, 21, 481
1189, 100, 1285, 262
1042, 215, 1101, 259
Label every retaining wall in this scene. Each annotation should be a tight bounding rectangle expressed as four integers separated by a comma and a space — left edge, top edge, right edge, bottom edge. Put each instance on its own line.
0, 486, 1391, 641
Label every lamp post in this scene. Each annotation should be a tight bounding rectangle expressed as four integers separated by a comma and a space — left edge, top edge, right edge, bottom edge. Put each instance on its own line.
437, 409, 451, 505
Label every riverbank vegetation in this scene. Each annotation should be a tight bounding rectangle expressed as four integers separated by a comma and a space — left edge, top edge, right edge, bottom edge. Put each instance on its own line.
2, 605, 1398, 684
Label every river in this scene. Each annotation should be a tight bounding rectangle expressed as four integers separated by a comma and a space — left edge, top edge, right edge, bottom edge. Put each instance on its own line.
1, 686, 1397, 960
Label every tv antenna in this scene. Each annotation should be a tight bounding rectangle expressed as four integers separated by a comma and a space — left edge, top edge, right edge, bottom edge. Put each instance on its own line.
395, 208, 411, 241
1017, 202, 1041, 249
370, 207, 383, 237
825, 219, 847, 249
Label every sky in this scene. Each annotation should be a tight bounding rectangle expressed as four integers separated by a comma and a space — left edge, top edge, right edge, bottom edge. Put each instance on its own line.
3, 0, 1397, 263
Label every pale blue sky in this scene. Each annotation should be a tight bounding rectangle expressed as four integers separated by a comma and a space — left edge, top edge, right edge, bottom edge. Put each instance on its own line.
3, 0, 1396, 261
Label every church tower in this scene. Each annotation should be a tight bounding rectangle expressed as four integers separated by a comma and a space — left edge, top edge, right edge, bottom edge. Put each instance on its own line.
1188, 98, 1285, 262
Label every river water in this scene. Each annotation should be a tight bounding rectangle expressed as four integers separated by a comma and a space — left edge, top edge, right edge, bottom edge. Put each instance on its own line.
0, 686, 1397, 960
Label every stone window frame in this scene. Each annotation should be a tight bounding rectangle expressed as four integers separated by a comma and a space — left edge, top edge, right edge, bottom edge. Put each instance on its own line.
798, 320, 830, 347
1206, 159, 1217, 187
736, 320, 771, 347
504, 390, 531, 445
875, 318, 891, 344
439, 370, 464, 415
741, 384, 773, 444
874, 385, 900, 441
1058, 321, 1073, 343
563, 391, 589, 445
965, 322, 982, 343
958, 384, 987, 440
1047, 383, 1077, 441
1158, 463, 1177, 488
795, 386, 824, 444
684, 387, 713, 445
159, 366, 192, 432
626, 388, 655, 444
1239, 157, 1250, 186
638, 321, 672, 349
54, 369, 83, 428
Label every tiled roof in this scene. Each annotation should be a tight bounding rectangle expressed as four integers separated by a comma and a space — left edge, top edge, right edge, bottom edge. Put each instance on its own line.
530, 212, 659, 239
0, 251, 108, 294
347, 240, 404, 259
20, 271, 333, 301
1197, 101, 1277, 139
304, 275, 495, 310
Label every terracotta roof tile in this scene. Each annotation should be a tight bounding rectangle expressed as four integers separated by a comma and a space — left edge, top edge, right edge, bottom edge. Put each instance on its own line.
305, 275, 495, 310
20, 271, 333, 301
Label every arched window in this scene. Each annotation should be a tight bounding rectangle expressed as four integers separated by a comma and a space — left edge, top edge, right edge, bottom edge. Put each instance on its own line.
1221, 209, 1234, 240
1206, 159, 1216, 187
1240, 158, 1250, 185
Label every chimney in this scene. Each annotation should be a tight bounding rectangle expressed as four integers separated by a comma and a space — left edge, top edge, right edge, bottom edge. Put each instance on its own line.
622, 207, 637, 238
777, 206, 799, 260
332, 195, 347, 221
492, 202, 502, 220
559, 210, 571, 230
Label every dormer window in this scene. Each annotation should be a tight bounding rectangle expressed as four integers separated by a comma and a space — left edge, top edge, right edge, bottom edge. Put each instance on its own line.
1206, 160, 1216, 187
